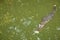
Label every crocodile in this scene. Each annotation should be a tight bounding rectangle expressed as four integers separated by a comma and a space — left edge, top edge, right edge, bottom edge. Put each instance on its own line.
34, 5, 56, 33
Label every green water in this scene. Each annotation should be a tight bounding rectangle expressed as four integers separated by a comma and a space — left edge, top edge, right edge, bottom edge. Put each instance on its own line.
0, 0, 60, 40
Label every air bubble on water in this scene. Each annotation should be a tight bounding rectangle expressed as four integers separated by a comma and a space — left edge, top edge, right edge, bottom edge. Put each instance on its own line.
14, 27, 17, 30
57, 27, 60, 30
37, 37, 41, 40
12, 17, 16, 21
9, 26, 17, 30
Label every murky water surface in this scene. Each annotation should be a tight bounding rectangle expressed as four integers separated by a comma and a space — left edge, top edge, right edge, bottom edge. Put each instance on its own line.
0, 0, 60, 40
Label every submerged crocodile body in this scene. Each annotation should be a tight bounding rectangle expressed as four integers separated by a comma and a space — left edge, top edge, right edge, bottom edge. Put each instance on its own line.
34, 5, 56, 33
